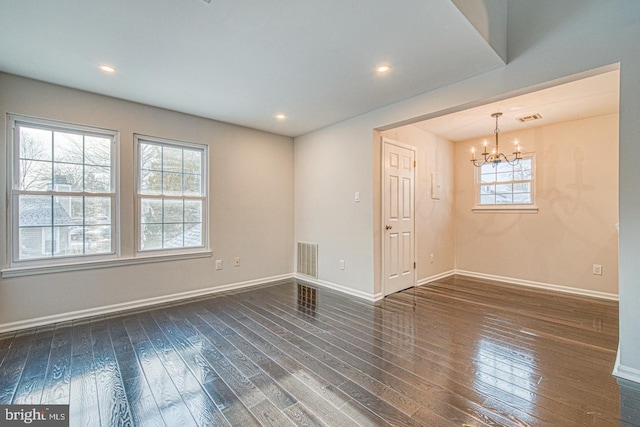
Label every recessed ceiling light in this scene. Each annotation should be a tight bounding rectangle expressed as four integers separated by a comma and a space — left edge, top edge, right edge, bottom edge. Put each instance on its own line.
275, 114, 287, 120
99, 65, 116, 73
377, 64, 391, 74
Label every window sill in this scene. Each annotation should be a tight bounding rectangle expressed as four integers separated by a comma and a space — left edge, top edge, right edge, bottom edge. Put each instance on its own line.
1, 250, 212, 278
472, 205, 539, 214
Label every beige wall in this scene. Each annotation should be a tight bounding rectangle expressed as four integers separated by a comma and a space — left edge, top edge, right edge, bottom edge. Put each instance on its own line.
454, 114, 619, 295
381, 126, 456, 283
0, 73, 294, 328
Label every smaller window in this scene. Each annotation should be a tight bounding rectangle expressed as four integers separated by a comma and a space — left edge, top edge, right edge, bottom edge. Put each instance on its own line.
135, 135, 208, 253
476, 155, 535, 206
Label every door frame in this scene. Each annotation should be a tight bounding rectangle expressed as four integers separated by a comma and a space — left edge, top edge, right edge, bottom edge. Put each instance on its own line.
381, 137, 417, 297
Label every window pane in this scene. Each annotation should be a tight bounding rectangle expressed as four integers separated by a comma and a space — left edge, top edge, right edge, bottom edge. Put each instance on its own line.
480, 173, 496, 184
20, 159, 52, 190
85, 197, 111, 225
141, 224, 162, 250
184, 200, 202, 222
85, 165, 111, 192
19, 227, 52, 259
54, 132, 83, 163
480, 185, 495, 196
85, 136, 111, 166
183, 223, 202, 247
19, 195, 52, 227
480, 164, 494, 175
20, 127, 52, 161
163, 223, 184, 248
53, 163, 83, 192
513, 182, 531, 193
480, 195, 495, 205
53, 226, 74, 255
514, 193, 532, 204
84, 225, 112, 254
496, 172, 513, 182
140, 170, 162, 194
163, 172, 182, 195
141, 198, 163, 224
183, 150, 201, 174
495, 194, 513, 204
519, 159, 532, 169
164, 199, 183, 223
496, 162, 512, 173
163, 146, 182, 172
53, 196, 77, 226
514, 169, 531, 180
69, 227, 84, 254
496, 184, 513, 194
183, 174, 201, 196
141, 144, 162, 171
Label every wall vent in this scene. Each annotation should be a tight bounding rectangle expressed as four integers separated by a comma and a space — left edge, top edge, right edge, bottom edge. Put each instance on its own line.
297, 242, 318, 278
516, 113, 542, 123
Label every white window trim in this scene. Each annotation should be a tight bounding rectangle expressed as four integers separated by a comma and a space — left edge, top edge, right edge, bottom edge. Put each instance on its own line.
6, 113, 121, 268
0, 251, 212, 278
473, 153, 538, 213
134, 133, 210, 256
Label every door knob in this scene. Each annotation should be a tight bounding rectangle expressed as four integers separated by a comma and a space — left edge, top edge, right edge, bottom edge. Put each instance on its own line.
385, 225, 392, 230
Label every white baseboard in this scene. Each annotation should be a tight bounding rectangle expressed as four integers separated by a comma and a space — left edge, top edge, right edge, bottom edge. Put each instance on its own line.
454, 269, 619, 301
293, 274, 378, 302
0, 273, 294, 333
613, 347, 640, 385
417, 270, 456, 287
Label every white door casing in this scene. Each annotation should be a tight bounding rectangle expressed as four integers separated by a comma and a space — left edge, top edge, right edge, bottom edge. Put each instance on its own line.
382, 138, 416, 296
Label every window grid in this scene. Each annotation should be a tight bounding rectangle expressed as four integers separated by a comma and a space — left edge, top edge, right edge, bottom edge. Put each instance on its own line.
477, 156, 534, 206
9, 115, 117, 263
136, 136, 207, 253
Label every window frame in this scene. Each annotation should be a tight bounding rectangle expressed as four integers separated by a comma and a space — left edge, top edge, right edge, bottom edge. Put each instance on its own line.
6, 113, 120, 267
134, 134, 209, 256
473, 153, 538, 213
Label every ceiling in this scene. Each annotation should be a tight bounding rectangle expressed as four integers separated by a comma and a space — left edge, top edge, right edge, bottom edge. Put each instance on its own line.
0, 0, 506, 137
412, 70, 620, 142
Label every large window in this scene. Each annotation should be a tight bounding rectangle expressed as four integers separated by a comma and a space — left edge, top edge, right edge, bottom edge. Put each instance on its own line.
136, 135, 207, 253
9, 115, 117, 263
477, 155, 535, 206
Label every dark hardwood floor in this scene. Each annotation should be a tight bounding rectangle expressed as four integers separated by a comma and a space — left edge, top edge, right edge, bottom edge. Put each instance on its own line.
1, 275, 638, 426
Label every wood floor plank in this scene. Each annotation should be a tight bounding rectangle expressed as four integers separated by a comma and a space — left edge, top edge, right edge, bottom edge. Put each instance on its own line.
0, 330, 34, 404
41, 323, 73, 404
91, 320, 133, 427
122, 317, 198, 427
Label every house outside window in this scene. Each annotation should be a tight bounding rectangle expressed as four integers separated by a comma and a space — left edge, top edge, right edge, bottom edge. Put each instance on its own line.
477, 155, 535, 206
8, 114, 118, 264
135, 134, 208, 253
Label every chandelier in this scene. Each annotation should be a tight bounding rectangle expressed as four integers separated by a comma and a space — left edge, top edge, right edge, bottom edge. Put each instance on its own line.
471, 112, 522, 167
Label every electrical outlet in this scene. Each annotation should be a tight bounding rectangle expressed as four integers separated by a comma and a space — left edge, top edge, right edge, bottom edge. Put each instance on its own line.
234, 257, 240, 267
354, 192, 360, 202
593, 264, 602, 275
215, 260, 222, 270
430, 253, 434, 263
339, 259, 345, 270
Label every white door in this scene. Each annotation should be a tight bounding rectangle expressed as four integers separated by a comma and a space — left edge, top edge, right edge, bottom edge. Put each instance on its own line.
382, 139, 416, 296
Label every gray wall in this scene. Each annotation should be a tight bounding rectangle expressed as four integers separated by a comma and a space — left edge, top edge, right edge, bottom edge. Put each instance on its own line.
0, 73, 294, 328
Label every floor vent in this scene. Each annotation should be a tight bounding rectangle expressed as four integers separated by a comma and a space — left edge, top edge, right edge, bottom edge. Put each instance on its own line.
297, 242, 318, 278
